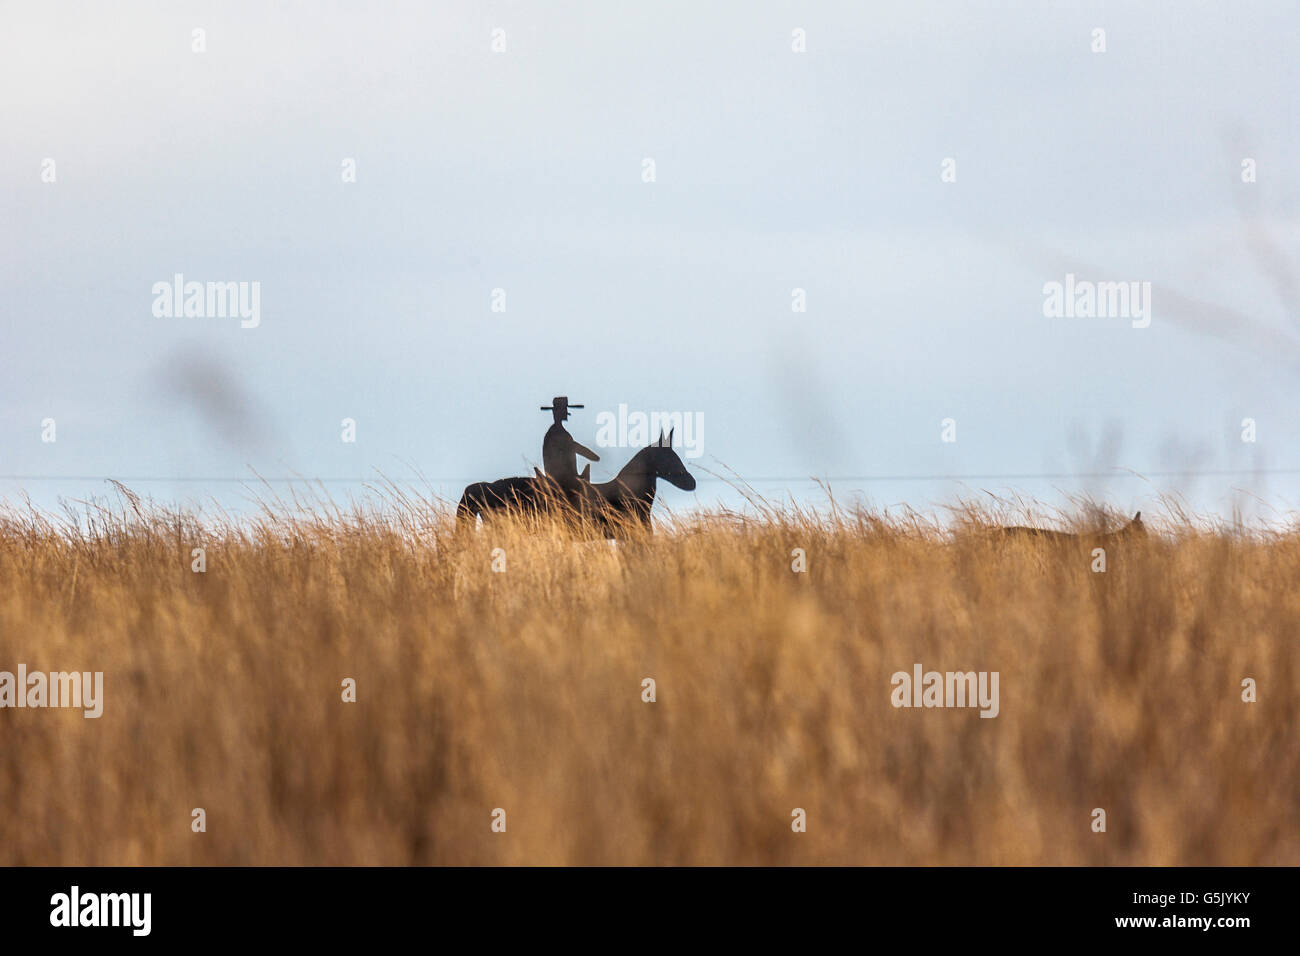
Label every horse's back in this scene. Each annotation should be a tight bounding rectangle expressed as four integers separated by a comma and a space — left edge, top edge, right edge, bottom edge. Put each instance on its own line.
485, 476, 536, 508
459, 476, 537, 520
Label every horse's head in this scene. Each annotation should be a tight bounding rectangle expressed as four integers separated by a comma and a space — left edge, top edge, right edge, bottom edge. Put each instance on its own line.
645, 429, 696, 491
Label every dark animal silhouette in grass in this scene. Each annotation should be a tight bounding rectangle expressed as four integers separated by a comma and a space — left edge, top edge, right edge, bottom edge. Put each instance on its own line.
999, 511, 1147, 543
457, 429, 696, 535
577, 428, 696, 536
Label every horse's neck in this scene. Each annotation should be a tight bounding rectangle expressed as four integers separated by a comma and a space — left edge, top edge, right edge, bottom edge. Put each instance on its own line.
612, 450, 656, 498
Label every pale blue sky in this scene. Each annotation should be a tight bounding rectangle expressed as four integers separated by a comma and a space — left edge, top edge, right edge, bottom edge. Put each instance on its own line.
3, 1, 1298, 521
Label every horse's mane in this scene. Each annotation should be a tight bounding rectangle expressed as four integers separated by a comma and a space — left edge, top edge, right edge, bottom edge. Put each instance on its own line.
611, 444, 655, 483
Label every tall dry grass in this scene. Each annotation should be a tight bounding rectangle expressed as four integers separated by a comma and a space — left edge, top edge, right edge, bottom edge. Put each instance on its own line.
0, 484, 1295, 865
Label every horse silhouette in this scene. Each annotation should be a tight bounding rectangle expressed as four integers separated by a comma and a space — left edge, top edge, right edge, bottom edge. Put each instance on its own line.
577, 428, 696, 536
457, 429, 695, 535
999, 511, 1147, 543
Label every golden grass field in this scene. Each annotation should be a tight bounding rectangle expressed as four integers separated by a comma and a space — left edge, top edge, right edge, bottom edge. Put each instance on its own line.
0, 485, 1295, 865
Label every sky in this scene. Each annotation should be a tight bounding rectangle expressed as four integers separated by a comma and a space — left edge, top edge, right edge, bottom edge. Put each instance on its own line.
3, 1, 1299, 524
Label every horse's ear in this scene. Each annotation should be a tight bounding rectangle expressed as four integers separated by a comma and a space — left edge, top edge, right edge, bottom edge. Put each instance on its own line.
656, 429, 666, 447
669, 427, 674, 446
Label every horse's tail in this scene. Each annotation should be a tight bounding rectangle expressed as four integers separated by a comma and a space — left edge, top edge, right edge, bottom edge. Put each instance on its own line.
457, 484, 482, 524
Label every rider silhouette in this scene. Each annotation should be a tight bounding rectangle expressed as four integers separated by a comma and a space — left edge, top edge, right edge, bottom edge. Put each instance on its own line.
540, 396, 599, 502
